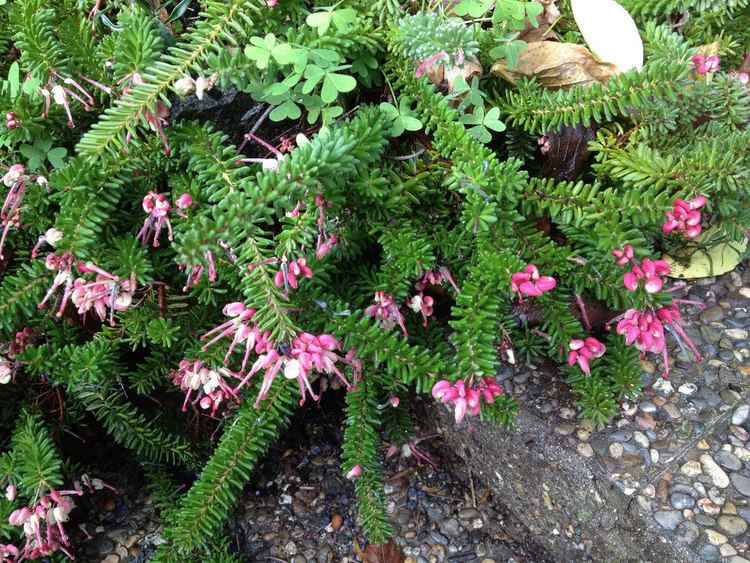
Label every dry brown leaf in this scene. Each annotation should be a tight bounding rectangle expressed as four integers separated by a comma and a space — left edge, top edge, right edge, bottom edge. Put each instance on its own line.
491, 42, 618, 89
362, 539, 406, 563
423, 57, 483, 94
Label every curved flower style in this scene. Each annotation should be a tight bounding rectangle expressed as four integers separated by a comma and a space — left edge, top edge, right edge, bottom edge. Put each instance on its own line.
273, 256, 313, 295
172, 360, 239, 416
200, 302, 260, 374
662, 196, 706, 239
510, 264, 556, 302
364, 291, 408, 337
567, 337, 606, 375
623, 258, 671, 294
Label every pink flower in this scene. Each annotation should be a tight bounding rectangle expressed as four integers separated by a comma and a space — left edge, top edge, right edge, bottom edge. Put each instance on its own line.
171, 360, 239, 415
391, 396, 400, 408
406, 292, 434, 327
175, 193, 193, 209
6, 111, 19, 130
729, 71, 749, 85
430, 378, 501, 423
273, 257, 313, 295
611, 245, 634, 266
346, 465, 362, 480
364, 291, 408, 337
416, 267, 460, 294
200, 302, 259, 373
663, 196, 706, 239
5, 484, 15, 501
510, 264, 556, 302
137, 191, 176, 247
693, 54, 719, 74
623, 258, 670, 293
567, 337, 606, 375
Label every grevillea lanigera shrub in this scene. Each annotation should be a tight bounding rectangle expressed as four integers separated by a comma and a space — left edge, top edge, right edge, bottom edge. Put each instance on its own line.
0, 0, 749, 559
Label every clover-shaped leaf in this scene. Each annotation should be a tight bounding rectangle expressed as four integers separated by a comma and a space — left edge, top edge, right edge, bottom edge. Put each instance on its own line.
460, 105, 506, 143
379, 99, 422, 137
302, 65, 356, 104
306, 7, 357, 36
244, 34, 293, 70
453, 0, 495, 17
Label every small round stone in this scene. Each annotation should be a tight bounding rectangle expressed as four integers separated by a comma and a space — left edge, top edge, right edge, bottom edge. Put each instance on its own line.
681, 460, 702, 478
671, 493, 695, 510
577, 443, 594, 458
705, 529, 728, 545
698, 498, 721, 516
717, 515, 748, 536
732, 405, 750, 426
678, 383, 697, 395
730, 472, 750, 497
609, 443, 624, 459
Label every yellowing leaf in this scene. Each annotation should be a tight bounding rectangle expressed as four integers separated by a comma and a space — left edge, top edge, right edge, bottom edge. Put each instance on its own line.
571, 0, 643, 73
663, 229, 747, 279
490, 42, 618, 89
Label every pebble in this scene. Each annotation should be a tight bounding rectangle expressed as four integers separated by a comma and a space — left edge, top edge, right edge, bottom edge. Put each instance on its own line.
675, 521, 700, 544
730, 472, 750, 497
439, 518, 460, 537
700, 306, 725, 323
717, 515, 748, 536
652, 378, 673, 395
671, 493, 695, 509
717, 451, 742, 471
577, 443, 594, 458
678, 383, 697, 395
331, 513, 344, 531
700, 454, 730, 488
663, 403, 681, 419
102, 556, 120, 563
639, 401, 657, 413
609, 443, 624, 459
681, 460, 703, 478
733, 405, 750, 425
457, 508, 479, 520
721, 544, 739, 557
705, 529, 728, 545
698, 498, 721, 516
654, 510, 683, 530
734, 447, 750, 462
632, 431, 649, 448
726, 329, 749, 340
698, 545, 721, 560
610, 429, 633, 442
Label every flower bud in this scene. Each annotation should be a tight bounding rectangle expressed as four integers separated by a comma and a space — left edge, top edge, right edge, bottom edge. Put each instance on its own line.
5, 484, 15, 501
45, 228, 63, 245
195, 76, 210, 100
175, 193, 194, 209
173, 76, 195, 96
345, 465, 362, 480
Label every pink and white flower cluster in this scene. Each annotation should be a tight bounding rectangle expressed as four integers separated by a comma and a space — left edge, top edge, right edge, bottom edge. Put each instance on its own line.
200, 302, 360, 407
431, 378, 504, 423
693, 54, 719, 74
38, 253, 135, 324
662, 196, 706, 239
567, 337, 606, 375
365, 291, 409, 337
136, 191, 193, 248
510, 264, 556, 302
273, 256, 313, 295
1, 165, 32, 261
171, 359, 239, 416
623, 257, 671, 294
4, 476, 117, 562
71, 263, 135, 326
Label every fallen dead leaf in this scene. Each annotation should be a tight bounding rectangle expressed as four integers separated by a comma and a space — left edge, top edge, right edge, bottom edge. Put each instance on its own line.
362, 539, 406, 563
491, 42, 618, 89
663, 227, 747, 279
424, 57, 483, 94
541, 124, 597, 180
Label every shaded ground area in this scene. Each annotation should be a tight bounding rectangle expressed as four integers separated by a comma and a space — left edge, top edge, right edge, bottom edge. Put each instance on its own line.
71, 395, 546, 563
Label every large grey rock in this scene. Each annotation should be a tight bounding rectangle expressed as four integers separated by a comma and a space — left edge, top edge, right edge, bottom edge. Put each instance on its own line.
425, 401, 699, 562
